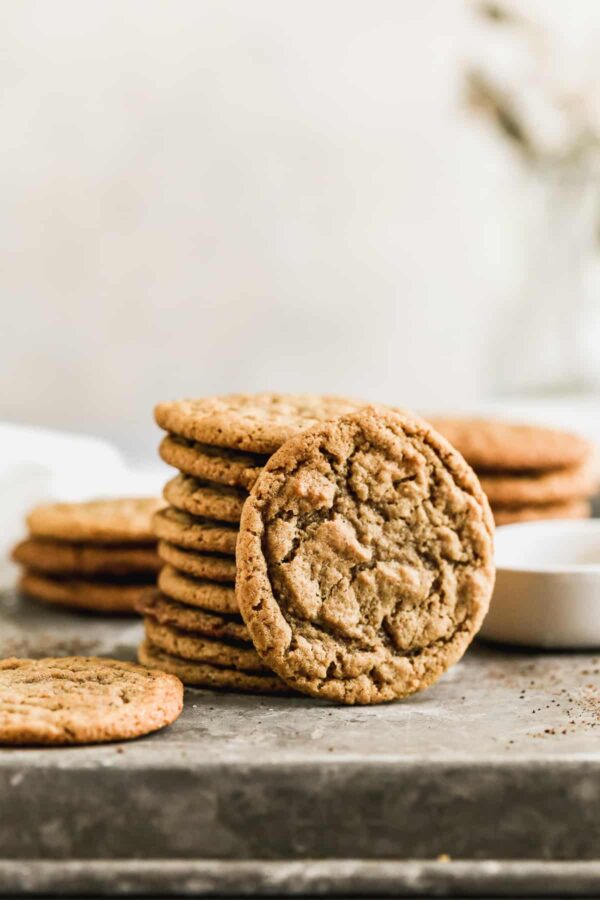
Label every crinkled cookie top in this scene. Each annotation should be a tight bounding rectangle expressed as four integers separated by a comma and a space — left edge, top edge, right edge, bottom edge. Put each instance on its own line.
237, 408, 495, 705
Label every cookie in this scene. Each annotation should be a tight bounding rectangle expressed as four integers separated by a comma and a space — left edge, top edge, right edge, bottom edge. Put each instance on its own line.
158, 565, 238, 613
0, 656, 183, 745
479, 456, 599, 506
19, 571, 154, 614
159, 434, 267, 490
27, 498, 163, 544
12, 538, 161, 577
144, 619, 268, 672
139, 640, 290, 694
237, 408, 495, 705
152, 507, 238, 555
137, 590, 250, 642
157, 541, 236, 583
428, 417, 593, 472
163, 473, 246, 523
154, 393, 370, 455
493, 499, 591, 527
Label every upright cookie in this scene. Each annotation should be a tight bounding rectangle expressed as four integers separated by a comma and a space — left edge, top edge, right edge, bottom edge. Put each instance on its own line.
0, 657, 183, 745
159, 435, 267, 490
27, 498, 163, 544
139, 640, 290, 694
164, 474, 246, 523
237, 408, 495, 705
152, 507, 238, 555
12, 539, 160, 576
428, 417, 593, 472
155, 393, 369, 455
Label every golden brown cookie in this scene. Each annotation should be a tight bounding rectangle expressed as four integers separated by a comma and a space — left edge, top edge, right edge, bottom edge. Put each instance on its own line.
154, 393, 370, 455
152, 507, 238, 555
237, 408, 495, 705
144, 618, 267, 672
0, 656, 183, 745
12, 538, 161, 576
137, 590, 250, 642
159, 434, 267, 490
157, 541, 236, 583
428, 417, 593, 472
158, 565, 238, 613
139, 640, 290, 694
19, 571, 154, 614
163, 473, 246, 523
27, 498, 163, 544
493, 499, 591, 527
480, 455, 599, 506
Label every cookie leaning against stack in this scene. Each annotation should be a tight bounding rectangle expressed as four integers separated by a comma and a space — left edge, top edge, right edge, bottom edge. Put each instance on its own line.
13, 498, 163, 614
145, 394, 371, 693
429, 418, 599, 527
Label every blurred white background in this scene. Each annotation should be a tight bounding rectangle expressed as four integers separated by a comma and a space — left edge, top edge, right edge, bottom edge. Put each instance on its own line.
1, 0, 599, 462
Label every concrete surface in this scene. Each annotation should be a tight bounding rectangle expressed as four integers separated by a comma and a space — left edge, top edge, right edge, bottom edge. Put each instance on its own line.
1, 589, 600, 896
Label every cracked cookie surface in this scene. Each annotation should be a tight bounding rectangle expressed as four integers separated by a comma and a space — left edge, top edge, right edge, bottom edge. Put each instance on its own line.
237, 408, 495, 705
0, 656, 183, 745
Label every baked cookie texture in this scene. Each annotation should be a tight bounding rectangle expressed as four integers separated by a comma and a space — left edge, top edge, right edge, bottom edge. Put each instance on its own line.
428, 417, 593, 472
155, 393, 370, 455
12, 539, 161, 576
159, 435, 267, 490
164, 473, 246, 523
144, 619, 267, 672
479, 456, 600, 506
157, 541, 236, 582
139, 640, 290, 694
0, 656, 183, 745
27, 498, 163, 544
493, 499, 591, 527
237, 408, 495, 705
158, 565, 239, 613
152, 508, 238, 555
19, 572, 154, 614
137, 590, 250, 643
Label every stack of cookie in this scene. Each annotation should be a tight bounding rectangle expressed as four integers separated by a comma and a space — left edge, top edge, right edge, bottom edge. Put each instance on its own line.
429, 418, 599, 526
13, 498, 162, 614
141, 394, 371, 693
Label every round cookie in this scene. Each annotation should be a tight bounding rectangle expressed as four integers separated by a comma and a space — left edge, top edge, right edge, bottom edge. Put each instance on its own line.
237, 408, 495, 705
0, 656, 182, 745
159, 435, 267, 490
19, 571, 154, 614
157, 541, 236, 583
428, 417, 593, 472
158, 565, 238, 614
479, 456, 599, 506
154, 393, 370, 455
139, 640, 290, 694
144, 619, 267, 672
12, 539, 161, 576
493, 499, 591, 527
164, 474, 246, 523
137, 590, 250, 643
152, 508, 238, 555
27, 498, 163, 544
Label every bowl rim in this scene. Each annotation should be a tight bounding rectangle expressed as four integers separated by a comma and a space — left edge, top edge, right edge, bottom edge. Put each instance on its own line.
495, 518, 600, 576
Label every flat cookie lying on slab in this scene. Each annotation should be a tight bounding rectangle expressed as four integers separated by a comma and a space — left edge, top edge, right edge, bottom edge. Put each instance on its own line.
0, 657, 183, 745
237, 408, 495, 705
27, 498, 163, 544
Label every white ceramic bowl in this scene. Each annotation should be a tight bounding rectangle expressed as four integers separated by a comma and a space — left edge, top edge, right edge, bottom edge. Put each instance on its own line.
480, 519, 600, 648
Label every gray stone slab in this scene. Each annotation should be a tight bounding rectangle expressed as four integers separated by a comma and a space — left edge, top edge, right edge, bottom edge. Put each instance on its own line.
1, 589, 600, 896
